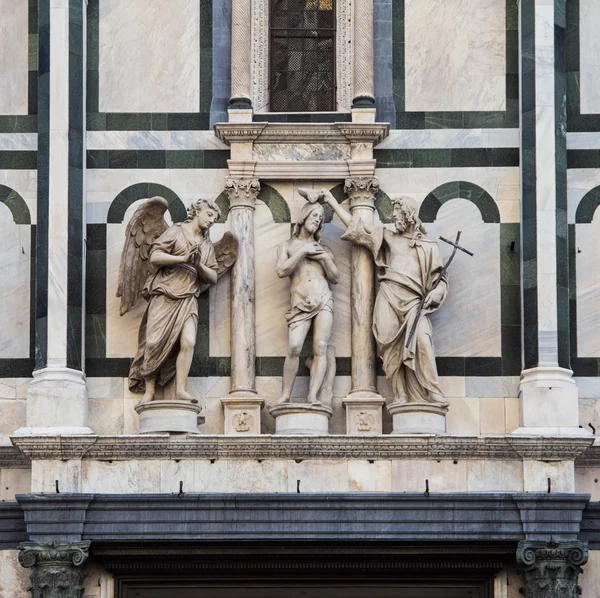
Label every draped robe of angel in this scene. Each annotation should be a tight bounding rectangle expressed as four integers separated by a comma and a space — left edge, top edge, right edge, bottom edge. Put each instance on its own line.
117, 197, 237, 396
341, 219, 448, 405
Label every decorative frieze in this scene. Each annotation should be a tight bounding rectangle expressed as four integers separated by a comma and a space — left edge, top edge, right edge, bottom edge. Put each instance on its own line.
18, 541, 90, 598
9, 434, 594, 463
516, 540, 588, 598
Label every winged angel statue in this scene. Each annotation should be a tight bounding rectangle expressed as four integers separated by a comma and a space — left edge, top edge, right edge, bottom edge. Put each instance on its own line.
117, 196, 238, 405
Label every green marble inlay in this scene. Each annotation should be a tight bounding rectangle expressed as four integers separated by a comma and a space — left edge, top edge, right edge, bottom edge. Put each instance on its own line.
575, 186, 600, 223
107, 182, 187, 224
0, 185, 31, 224
260, 184, 291, 223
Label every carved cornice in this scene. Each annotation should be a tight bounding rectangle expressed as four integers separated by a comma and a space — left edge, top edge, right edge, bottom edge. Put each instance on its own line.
214, 123, 389, 146
516, 540, 588, 598
19, 541, 90, 598
0, 444, 30, 468
9, 435, 594, 462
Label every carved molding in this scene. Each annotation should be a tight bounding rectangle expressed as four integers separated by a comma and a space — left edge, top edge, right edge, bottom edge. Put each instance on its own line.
214, 123, 389, 146
225, 177, 261, 208
0, 445, 30, 468
516, 540, 588, 598
336, 0, 353, 111
9, 434, 594, 462
19, 541, 90, 598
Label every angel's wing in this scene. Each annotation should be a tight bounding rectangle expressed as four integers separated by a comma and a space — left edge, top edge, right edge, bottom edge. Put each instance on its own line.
197, 232, 239, 296
116, 196, 169, 316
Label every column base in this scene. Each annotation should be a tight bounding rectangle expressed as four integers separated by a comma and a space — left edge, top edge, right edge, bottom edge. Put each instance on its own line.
269, 402, 333, 435
387, 402, 448, 435
351, 107, 376, 123
343, 394, 385, 435
17, 366, 92, 434
135, 400, 202, 434
227, 107, 253, 123
222, 396, 264, 434
518, 366, 589, 434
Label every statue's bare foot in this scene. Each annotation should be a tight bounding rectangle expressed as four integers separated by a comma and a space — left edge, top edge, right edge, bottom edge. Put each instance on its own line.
135, 392, 153, 408
176, 390, 197, 403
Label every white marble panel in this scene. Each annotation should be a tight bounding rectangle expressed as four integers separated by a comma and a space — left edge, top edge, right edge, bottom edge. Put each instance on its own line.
286, 459, 349, 492
579, 550, 600, 597
479, 397, 505, 435
391, 459, 468, 492
88, 398, 124, 435
0, 206, 30, 358
348, 461, 392, 492
429, 199, 501, 357
0, 378, 16, 399
466, 460, 523, 491
31, 459, 81, 492
445, 397, 480, 435
376, 129, 519, 150
567, 132, 600, 150
0, 0, 28, 115
466, 377, 519, 397
576, 379, 600, 399
0, 134, 37, 151
405, 0, 505, 112
87, 131, 228, 151
580, 0, 600, 114
575, 467, 600, 501
375, 167, 519, 223
0, 468, 31, 501
99, 0, 200, 113
523, 460, 574, 493
83, 460, 139, 493
0, 399, 26, 436
576, 219, 600, 356
0, 551, 30, 598
504, 396, 520, 433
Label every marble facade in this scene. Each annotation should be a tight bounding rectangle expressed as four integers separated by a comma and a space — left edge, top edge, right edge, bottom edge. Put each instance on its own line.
0, 0, 600, 594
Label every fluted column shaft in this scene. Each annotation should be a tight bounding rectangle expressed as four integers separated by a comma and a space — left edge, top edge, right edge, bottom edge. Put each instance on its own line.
345, 178, 380, 395
225, 178, 260, 395
230, 0, 252, 107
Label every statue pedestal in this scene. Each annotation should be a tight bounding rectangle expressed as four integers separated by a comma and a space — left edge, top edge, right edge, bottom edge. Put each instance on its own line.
270, 403, 332, 435
135, 400, 202, 434
221, 396, 264, 434
343, 395, 385, 435
387, 402, 448, 435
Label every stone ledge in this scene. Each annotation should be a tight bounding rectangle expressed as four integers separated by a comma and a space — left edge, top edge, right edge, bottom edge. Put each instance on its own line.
7, 434, 594, 463
0, 445, 30, 468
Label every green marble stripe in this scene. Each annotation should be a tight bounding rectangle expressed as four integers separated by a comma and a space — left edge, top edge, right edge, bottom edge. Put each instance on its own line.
392, 0, 518, 130
567, 150, 600, 168
86, 0, 212, 131
520, 0, 538, 369
34, 0, 50, 370
374, 148, 519, 168
0, 152, 37, 169
575, 186, 600, 223
86, 150, 229, 169
85, 224, 106, 359
66, 0, 85, 371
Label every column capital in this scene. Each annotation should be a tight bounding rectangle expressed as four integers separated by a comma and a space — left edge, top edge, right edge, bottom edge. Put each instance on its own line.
225, 177, 261, 209
19, 541, 90, 598
344, 177, 379, 211
516, 540, 588, 598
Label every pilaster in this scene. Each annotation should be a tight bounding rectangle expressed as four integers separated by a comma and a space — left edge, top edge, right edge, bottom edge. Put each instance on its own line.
516, 0, 586, 436
18, 0, 91, 435
225, 178, 261, 402
18, 541, 90, 598
352, 0, 375, 109
516, 540, 588, 598
229, 0, 252, 109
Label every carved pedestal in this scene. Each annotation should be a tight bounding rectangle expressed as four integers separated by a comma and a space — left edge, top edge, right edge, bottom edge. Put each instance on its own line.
222, 396, 264, 434
135, 400, 202, 434
388, 402, 448, 435
270, 403, 332, 435
343, 395, 385, 435
19, 541, 90, 598
516, 540, 588, 598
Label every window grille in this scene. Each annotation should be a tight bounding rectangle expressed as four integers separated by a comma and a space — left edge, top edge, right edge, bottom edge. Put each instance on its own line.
269, 0, 336, 112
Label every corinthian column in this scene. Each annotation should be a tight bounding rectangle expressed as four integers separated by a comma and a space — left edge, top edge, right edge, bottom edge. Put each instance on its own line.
342, 178, 384, 434
229, 0, 252, 109
352, 0, 375, 107
222, 178, 263, 434
19, 541, 90, 598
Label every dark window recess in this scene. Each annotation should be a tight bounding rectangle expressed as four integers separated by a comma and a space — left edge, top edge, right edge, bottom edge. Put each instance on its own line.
270, 0, 336, 112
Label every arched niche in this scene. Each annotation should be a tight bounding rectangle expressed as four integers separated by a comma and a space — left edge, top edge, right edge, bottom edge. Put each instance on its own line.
422, 184, 501, 358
